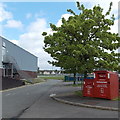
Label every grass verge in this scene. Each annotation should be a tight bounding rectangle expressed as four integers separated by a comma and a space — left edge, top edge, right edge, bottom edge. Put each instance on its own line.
32, 77, 46, 84
23, 77, 46, 85
65, 83, 82, 87
24, 75, 64, 85
112, 96, 120, 101
75, 90, 83, 97
38, 76, 64, 80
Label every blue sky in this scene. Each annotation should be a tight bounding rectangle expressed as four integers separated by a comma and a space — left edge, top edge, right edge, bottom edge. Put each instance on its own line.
0, 1, 119, 70
2, 2, 78, 40
2, 2, 94, 40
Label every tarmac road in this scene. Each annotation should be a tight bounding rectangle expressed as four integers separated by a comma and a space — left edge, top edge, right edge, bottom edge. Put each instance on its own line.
2, 79, 60, 118
2, 80, 119, 119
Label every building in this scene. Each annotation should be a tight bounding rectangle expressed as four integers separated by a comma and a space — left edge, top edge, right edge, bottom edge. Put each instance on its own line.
0, 36, 38, 80
39, 70, 62, 75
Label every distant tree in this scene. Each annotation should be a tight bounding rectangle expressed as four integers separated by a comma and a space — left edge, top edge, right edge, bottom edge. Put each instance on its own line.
49, 70, 52, 75
42, 2, 120, 84
54, 70, 58, 74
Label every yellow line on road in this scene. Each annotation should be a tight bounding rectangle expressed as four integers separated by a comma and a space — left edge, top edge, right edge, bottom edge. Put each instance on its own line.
0, 82, 44, 92
0, 85, 27, 92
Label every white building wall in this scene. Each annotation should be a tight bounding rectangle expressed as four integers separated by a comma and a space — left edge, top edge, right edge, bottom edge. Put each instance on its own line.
1, 37, 38, 72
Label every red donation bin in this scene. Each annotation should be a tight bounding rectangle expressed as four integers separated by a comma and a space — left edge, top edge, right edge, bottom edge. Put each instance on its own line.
83, 78, 94, 97
94, 71, 119, 100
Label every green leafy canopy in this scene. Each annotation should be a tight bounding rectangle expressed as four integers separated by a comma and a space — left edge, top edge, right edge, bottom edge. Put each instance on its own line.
42, 2, 120, 75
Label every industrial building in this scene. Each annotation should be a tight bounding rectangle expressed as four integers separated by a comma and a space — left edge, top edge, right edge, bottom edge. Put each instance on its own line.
0, 36, 38, 81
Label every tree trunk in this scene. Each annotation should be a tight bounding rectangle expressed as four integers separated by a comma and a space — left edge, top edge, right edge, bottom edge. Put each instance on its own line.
81, 71, 88, 90
84, 71, 87, 79
73, 73, 76, 85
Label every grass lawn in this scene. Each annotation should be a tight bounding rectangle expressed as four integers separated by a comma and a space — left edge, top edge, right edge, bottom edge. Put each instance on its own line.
74, 90, 83, 97
24, 75, 64, 85
23, 77, 46, 85
32, 77, 46, 84
112, 96, 120, 101
38, 75, 64, 80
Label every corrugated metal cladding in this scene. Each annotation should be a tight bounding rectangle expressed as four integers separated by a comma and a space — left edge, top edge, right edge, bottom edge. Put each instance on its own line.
1, 37, 38, 72
0, 37, 2, 68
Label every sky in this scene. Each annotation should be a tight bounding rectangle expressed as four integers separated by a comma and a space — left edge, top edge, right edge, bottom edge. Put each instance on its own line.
0, 0, 120, 70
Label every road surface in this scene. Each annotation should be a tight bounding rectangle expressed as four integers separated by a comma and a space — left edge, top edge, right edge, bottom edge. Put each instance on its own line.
2, 80, 119, 118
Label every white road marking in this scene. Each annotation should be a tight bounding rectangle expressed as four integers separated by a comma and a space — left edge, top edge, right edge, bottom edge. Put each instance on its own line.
5, 93, 11, 96
50, 94, 56, 97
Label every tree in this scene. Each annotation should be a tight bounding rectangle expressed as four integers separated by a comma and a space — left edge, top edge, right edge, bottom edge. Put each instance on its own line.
42, 2, 120, 83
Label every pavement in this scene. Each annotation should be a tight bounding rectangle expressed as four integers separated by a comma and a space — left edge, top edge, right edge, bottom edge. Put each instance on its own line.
50, 82, 119, 111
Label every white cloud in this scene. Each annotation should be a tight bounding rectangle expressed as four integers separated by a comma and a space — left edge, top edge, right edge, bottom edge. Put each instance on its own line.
27, 18, 47, 32
56, 14, 72, 27
77, 0, 119, 16
3, 1, 119, 70
110, 19, 118, 33
5, 20, 23, 29
56, 1, 119, 33
118, 19, 120, 36
76, 0, 119, 34
0, 3, 23, 30
16, 18, 57, 70
26, 13, 32, 19
86, 0, 119, 34
10, 40, 19, 45
17, 10, 118, 70
0, 3, 13, 22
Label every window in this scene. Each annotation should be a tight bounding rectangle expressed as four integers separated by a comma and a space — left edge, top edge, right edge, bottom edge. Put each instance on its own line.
2, 42, 6, 62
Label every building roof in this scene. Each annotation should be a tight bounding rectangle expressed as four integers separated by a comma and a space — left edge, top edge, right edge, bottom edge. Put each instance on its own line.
0, 36, 38, 58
